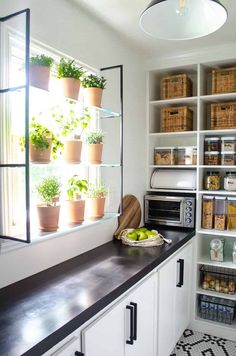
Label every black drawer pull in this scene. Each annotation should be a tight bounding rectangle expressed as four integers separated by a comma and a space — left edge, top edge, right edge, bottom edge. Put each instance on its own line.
177, 258, 184, 288
75, 352, 84, 356
126, 305, 134, 345
130, 302, 137, 341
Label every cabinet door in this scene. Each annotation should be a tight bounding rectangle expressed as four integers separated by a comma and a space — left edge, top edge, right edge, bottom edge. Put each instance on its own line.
157, 256, 176, 356
125, 275, 155, 356
175, 242, 192, 342
50, 336, 81, 356
81, 299, 126, 356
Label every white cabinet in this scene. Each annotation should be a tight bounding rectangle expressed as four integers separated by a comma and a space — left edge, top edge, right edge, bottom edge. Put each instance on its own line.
157, 241, 193, 356
81, 274, 155, 356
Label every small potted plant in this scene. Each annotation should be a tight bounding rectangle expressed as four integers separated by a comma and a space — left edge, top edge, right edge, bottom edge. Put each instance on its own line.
55, 102, 91, 163
20, 118, 63, 163
57, 58, 84, 100
67, 175, 88, 224
29, 54, 54, 91
82, 74, 107, 107
85, 129, 104, 164
36, 176, 62, 232
85, 183, 108, 220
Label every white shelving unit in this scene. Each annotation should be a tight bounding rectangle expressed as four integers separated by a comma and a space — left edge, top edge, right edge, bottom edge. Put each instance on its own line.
147, 59, 236, 340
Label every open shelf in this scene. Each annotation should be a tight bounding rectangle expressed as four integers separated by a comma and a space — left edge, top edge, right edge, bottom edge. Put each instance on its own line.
196, 288, 236, 301
200, 93, 236, 103
199, 190, 236, 196
199, 129, 236, 135
149, 96, 198, 107
195, 316, 236, 330
149, 131, 197, 137
197, 258, 236, 270
30, 162, 122, 168
147, 188, 197, 193
197, 229, 236, 237
149, 165, 197, 169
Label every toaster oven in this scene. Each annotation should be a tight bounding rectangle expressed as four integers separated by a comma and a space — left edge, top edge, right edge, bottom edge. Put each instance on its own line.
144, 195, 195, 228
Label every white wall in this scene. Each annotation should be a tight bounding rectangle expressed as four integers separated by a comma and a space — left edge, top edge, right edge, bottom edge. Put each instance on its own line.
0, 0, 146, 288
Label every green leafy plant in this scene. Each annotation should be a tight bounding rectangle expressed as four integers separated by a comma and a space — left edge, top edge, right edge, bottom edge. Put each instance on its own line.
82, 74, 107, 89
36, 176, 62, 206
57, 58, 84, 80
86, 183, 108, 199
19, 118, 63, 158
67, 175, 88, 201
54, 101, 91, 139
30, 54, 54, 67
85, 129, 104, 145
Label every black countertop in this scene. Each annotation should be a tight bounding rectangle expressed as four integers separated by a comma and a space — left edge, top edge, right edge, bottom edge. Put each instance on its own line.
0, 227, 195, 356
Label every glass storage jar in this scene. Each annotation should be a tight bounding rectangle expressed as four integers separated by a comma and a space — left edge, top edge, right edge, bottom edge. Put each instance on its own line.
154, 147, 177, 165
221, 152, 236, 166
224, 172, 236, 191
177, 146, 197, 165
202, 196, 215, 229
221, 137, 236, 152
227, 197, 236, 230
210, 239, 224, 262
204, 137, 221, 152
204, 171, 221, 190
204, 151, 220, 165
233, 241, 236, 264
214, 197, 227, 231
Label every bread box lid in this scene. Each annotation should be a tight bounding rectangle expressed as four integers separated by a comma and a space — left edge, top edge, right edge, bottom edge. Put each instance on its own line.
150, 169, 196, 190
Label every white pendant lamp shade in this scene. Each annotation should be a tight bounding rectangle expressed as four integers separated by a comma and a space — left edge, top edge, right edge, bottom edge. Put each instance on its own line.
140, 0, 227, 40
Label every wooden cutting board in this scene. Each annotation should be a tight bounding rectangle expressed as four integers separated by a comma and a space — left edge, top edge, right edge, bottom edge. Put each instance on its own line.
114, 194, 142, 239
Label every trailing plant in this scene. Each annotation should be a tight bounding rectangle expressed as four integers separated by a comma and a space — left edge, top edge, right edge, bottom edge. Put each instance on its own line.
85, 129, 104, 145
86, 183, 108, 199
54, 101, 91, 139
19, 118, 63, 158
30, 54, 54, 67
67, 175, 88, 201
82, 74, 107, 89
36, 176, 62, 206
57, 58, 84, 80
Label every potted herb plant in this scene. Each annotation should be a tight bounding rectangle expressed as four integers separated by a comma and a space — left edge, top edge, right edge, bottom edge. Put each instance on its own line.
85, 129, 104, 164
29, 54, 54, 91
36, 176, 62, 232
25, 118, 63, 163
82, 74, 107, 107
55, 102, 91, 163
85, 183, 108, 220
57, 58, 84, 100
67, 175, 88, 224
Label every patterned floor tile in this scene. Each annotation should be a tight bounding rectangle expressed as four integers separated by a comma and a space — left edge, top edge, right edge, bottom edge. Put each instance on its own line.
171, 329, 236, 356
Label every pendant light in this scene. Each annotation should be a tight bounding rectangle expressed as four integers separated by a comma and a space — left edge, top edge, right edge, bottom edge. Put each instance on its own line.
139, 0, 227, 40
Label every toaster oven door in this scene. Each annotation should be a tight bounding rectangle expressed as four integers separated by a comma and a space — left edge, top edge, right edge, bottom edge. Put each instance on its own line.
145, 196, 184, 226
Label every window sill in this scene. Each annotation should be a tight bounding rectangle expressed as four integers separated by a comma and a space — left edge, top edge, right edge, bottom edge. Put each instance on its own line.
0, 213, 119, 254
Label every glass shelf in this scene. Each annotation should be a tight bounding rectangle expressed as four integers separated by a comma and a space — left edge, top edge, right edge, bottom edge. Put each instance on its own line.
29, 162, 121, 168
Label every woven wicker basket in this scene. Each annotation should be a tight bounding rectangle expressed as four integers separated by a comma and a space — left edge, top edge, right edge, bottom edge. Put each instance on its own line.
161, 74, 192, 100
119, 229, 164, 247
212, 67, 236, 94
210, 102, 236, 130
161, 106, 193, 132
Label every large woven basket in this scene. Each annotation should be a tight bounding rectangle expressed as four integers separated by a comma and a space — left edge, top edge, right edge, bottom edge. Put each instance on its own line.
119, 229, 164, 247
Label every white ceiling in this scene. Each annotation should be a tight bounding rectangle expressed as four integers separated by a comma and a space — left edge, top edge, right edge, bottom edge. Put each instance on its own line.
73, 0, 236, 58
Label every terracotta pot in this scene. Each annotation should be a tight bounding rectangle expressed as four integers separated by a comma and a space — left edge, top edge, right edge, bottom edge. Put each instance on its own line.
37, 205, 60, 232
67, 199, 85, 224
84, 87, 103, 107
86, 143, 103, 164
86, 197, 105, 220
61, 78, 81, 100
29, 64, 50, 91
30, 138, 52, 163
64, 139, 82, 163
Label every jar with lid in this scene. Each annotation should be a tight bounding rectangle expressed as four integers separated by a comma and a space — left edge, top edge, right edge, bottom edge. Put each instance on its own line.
233, 241, 236, 264
202, 196, 215, 229
204, 137, 221, 152
221, 152, 236, 166
204, 151, 220, 165
204, 171, 221, 190
224, 172, 236, 191
214, 197, 227, 231
227, 197, 236, 230
210, 239, 224, 262
221, 137, 236, 152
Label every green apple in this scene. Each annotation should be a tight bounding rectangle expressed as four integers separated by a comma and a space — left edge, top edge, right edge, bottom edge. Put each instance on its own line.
146, 231, 156, 238
137, 231, 148, 241
138, 227, 148, 232
127, 232, 138, 241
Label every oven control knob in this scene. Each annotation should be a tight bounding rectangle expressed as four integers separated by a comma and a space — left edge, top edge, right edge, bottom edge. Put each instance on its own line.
186, 213, 192, 217
186, 218, 192, 224
186, 207, 192, 212
186, 200, 192, 206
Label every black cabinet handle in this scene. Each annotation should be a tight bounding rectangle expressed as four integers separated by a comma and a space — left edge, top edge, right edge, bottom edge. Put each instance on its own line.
176, 258, 184, 288
126, 305, 134, 345
75, 352, 84, 356
130, 302, 137, 341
